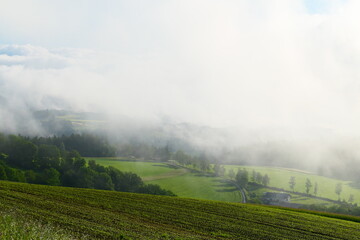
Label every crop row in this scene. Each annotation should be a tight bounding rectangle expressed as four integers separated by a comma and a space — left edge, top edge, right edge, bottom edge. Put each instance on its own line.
0, 181, 359, 239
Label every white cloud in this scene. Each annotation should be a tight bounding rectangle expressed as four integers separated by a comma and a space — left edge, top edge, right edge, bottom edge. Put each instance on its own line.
1, 0, 360, 137
0, 45, 71, 69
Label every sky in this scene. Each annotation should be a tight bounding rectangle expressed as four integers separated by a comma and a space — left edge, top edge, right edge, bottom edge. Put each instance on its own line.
304, 0, 347, 14
1, 0, 360, 136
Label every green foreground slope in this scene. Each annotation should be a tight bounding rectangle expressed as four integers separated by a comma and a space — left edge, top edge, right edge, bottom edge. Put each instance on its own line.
0, 181, 360, 239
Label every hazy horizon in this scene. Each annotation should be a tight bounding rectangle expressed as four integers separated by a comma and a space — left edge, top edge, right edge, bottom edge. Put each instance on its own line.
1, 0, 360, 139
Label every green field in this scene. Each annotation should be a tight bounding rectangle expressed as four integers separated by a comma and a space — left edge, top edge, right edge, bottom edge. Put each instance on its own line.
224, 165, 360, 203
87, 158, 185, 180
0, 181, 360, 239
91, 158, 360, 205
90, 158, 243, 202
148, 173, 242, 202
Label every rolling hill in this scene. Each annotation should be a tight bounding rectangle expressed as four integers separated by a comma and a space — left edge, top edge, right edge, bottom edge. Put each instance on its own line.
88, 158, 243, 202
224, 165, 360, 204
89, 158, 360, 206
1, 180, 360, 239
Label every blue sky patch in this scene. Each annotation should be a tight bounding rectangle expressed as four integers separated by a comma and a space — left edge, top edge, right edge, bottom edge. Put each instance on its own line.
304, 0, 347, 14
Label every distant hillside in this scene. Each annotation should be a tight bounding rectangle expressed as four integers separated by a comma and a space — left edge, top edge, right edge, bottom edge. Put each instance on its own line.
0, 181, 360, 239
4, 108, 360, 183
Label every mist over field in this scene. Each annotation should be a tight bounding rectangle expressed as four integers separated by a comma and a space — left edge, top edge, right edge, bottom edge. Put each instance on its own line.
1, 0, 360, 174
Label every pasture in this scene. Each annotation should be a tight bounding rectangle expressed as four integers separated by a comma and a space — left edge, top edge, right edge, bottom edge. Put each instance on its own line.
224, 165, 360, 203
90, 158, 243, 202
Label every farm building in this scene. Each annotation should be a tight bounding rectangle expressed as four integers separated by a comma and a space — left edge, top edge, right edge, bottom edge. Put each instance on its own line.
263, 192, 291, 204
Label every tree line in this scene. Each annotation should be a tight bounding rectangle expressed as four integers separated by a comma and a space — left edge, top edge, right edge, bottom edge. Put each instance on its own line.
302, 201, 360, 217
0, 133, 175, 196
29, 133, 116, 157
172, 150, 211, 171
28, 134, 181, 162
287, 176, 351, 202
232, 168, 270, 188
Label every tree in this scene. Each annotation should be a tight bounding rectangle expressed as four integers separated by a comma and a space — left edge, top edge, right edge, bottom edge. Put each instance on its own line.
61, 150, 86, 171
0, 165, 7, 180
37, 145, 61, 169
0, 132, 176, 197
174, 150, 186, 165
236, 168, 249, 187
137, 184, 176, 196
73, 158, 86, 170
88, 160, 106, 172
5, 167, 26, 182
314, 182, 318, 196
349, 194, 354, 203
198, 154, 210, 172
219, 165, 226, 177
255, 172, 263, 184
25, 170, 37, 183
289, 176, 296, 192
94, 172, 114, 190
262, 174, 270, 186
335, 183, 343, 200
7, 137, 37, 169
228, 169, 235, 179
66, 166, 96, 188
251, 170, 256, 182
0, 153, 8, 162
39, 168, 61, 186
117, 172, 143, 192
159, 145, 171, 162
305, 178, 312, 195
213, 162, 225, 176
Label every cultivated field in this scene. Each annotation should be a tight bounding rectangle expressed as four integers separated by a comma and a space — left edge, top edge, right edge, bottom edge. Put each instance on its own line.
0, 181, 359, 239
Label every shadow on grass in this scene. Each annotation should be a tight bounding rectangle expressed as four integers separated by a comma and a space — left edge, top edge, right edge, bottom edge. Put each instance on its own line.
293, 197, 307, 201
348, 182, 360, 189
212, 179, 239, 192
104, 159, 139, 162
152, 164, 180, 169
247, 183, 265, 191
193, 173, 214, 177
214, 182, 234, 188
212, 179, 230, 183
216, 188, 238, 192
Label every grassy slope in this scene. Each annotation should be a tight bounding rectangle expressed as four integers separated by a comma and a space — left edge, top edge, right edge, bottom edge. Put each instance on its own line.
148, 173, 242, 202
91, 158, 242, 202
0, 181, 360, 239
87, 158, 178, 178
224, 165, 360, 203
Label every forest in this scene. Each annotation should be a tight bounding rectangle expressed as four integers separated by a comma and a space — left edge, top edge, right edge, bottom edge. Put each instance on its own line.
0, 133, 175, 196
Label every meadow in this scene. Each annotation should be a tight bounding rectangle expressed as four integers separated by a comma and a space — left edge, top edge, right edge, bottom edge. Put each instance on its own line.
91, 158, 360, 204
89, 158, 243, 202
87, 157, 182, 179
0, 180, 359, 239
148, 172, 242, 202
224, 165, 360, 204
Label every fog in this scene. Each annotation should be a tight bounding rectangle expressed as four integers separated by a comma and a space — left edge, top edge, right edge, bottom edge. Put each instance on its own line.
1, 0, 360, 172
